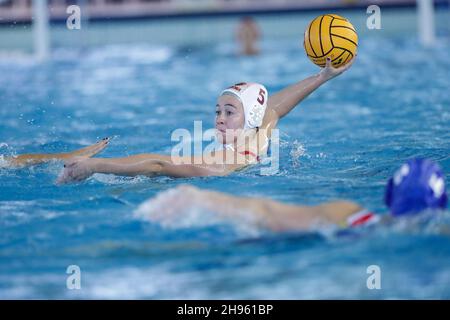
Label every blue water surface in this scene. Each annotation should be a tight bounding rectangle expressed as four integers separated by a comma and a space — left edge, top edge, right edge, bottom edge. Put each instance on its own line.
1, 16, 450, 299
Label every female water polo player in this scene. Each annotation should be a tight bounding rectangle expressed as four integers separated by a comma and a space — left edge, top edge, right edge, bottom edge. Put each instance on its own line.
6, 57, 354, 183
136, 159, 448, 232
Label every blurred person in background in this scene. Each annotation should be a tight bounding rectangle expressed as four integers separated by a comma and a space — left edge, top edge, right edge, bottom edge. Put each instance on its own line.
236, 16, 261, 55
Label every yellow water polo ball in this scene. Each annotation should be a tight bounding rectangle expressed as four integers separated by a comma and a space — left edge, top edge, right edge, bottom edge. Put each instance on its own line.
304, 14, 358, 68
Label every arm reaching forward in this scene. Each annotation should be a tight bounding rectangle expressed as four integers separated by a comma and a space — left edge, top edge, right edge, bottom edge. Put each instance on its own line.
56, 149, 249, 184
5, 138, 110, 168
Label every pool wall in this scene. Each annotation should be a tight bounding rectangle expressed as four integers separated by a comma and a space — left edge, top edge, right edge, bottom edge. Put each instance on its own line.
0, 7, 449, 53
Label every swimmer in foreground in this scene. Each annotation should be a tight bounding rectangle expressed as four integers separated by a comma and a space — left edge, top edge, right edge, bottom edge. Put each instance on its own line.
55, 57, 355, 184
136, 159, 447, 232
2, 138, 110, 168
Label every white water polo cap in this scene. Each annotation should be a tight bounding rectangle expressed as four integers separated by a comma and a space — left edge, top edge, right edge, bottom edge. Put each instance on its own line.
220, 82, 268, 129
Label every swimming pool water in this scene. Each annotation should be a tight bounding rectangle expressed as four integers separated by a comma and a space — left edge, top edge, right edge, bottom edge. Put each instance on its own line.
1, 14, 450, 299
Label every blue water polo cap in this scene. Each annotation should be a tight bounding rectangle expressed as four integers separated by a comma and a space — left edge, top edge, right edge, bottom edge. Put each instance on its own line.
385, 158, 447, 216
